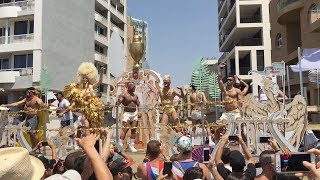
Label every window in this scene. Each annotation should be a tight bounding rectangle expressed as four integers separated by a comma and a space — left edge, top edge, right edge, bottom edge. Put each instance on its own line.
14, 20, 34, 35
0, 27, 10, 36
14, 54, 33, 69
95, 44, 104, 54
276, 33, 282, 48
95, 24, 104, 36
309, 4, 320, 24
0, 59, 9, 70
0, 0, 11, 4
257, 50, 264, 71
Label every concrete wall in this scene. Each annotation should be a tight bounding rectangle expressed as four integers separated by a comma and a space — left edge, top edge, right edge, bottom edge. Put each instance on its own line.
41, 0, 95, 91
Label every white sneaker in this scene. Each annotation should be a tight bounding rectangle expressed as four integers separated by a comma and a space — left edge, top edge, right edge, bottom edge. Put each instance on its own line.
128, 146, 137, 153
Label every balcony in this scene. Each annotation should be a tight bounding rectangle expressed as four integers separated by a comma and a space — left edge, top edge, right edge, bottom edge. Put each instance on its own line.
95, 52, 108, 63
277, 0, 303, 25
95, 33, 108, 45
95, 12, 108, 28
0, 68, 33, 83
109, 4, 124, 20
0, 34, 34, 45
0, 0, 34, 13
240, 15, 261, 23
236, 38, 262, 46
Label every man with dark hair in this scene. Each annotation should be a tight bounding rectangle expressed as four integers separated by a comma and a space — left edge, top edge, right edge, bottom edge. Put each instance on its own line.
255, 150, 276, 180
1, 87, 44, 147
217, 63, 243, 122
56, 92, 73, 128
109, 158, 134, 180
183, 167, 203, 180
215, 134, 256, 180
221, 147, 232, 172
137, 140, 163, 180
117, 81, 140, 152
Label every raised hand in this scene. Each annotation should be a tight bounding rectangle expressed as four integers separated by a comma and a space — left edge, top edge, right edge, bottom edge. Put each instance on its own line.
76, 133, 100, 150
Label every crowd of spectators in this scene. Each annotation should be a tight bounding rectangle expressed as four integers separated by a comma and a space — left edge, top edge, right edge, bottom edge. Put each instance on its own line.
1, 128, 320, 180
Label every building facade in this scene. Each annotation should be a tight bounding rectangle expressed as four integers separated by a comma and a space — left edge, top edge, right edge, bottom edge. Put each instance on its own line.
270, 0, 320, 107
0, 0, 127, 104
218, 0, 272, 96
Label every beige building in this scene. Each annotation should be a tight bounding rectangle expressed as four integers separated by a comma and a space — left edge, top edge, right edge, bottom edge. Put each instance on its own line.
269, 0, 320, 106
218, 0, 272, 96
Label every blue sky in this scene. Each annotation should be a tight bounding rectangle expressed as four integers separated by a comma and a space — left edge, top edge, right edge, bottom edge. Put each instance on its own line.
127, 0, 220, 87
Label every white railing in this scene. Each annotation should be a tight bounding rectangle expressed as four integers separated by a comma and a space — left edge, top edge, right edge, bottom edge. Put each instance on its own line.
95, 12, 108, 26
8, 34, 34, 44
0, 68, 33, 76
0, 0, 35, 11
95, 52, 108, 62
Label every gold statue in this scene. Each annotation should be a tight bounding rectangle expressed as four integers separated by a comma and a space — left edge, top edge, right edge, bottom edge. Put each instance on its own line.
129, 34, 145, 68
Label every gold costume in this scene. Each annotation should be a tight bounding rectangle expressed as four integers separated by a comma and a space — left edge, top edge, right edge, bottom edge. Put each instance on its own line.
160, 91, 176, 118
63, 83, 104, 128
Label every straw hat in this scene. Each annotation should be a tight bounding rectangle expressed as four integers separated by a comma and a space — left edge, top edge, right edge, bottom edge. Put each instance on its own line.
0, 147, 45, 180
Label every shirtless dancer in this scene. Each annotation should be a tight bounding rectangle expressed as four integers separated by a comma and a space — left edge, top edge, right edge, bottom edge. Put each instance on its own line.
1, 87, 44, 148
117, 82, 140, 152
217, 62, 243, 122
156, 75, 184, 126
189, 84, 214, 146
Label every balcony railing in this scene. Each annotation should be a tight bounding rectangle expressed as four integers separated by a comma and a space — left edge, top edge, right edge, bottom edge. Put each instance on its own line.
0, 34, 34, 44
240, 15, 261, 23
9, 34, 34, 43
0, 0, 34, 11
236, 38, 262, 46
229, 0, 235, 11
0, 68, 33, 76
95, 12, 108, 26
277, 0, 299, 12
219, 17, 226, 29
218, 0, 225, 12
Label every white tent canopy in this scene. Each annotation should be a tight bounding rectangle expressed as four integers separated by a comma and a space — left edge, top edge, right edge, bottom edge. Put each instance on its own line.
290, 48, 320, 72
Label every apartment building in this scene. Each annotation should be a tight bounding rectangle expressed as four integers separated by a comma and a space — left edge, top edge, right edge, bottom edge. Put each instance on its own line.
0, 0, 127, 104
218, 0, 272, 96
269, 0, 320, 107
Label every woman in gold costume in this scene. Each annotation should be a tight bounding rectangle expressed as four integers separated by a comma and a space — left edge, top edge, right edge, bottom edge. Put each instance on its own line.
63, 62, 105, 129
156, 75, 184, 126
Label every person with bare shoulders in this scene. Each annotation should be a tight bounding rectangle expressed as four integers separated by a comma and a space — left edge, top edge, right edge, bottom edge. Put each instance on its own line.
189, 84, 214, 146
234, 75, 250, 96
155, 75, 184, 126
217, 62, 243, 122
1, 87, 44, 148
117, 82, 140, 152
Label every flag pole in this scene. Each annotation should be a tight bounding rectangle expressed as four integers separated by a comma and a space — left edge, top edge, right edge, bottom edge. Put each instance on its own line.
298, 47, 304, 97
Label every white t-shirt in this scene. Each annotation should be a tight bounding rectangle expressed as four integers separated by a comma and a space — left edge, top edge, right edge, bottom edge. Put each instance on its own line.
59, 98, 73, 121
